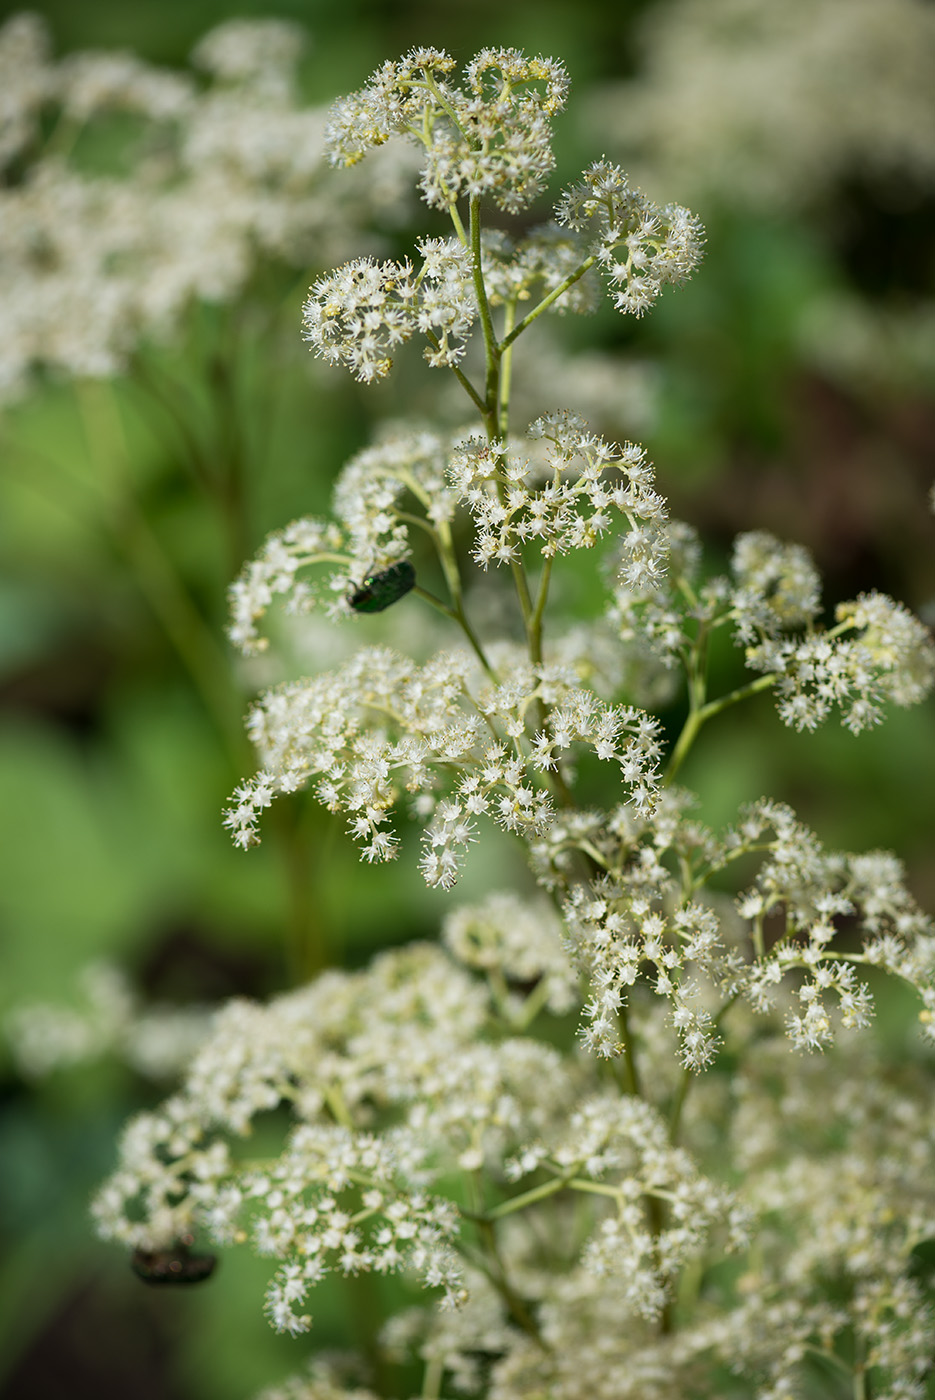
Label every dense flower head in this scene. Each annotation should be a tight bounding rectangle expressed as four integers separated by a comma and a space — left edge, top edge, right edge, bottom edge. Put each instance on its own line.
556, 161, 705, 316
552, 790, 935, 1065
325, 47, 569, 213
301, 239, 477, 382
449, 413, 667, 569
78, 36, 935, 1400
223, 645, 662, 886
741, 583, 935, 734
730, 530, 822, 637
610, 524, 935, 733
91, 876, 935, 1394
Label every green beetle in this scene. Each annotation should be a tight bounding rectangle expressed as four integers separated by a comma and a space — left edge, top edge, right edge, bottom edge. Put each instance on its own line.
349, 560, 416, 613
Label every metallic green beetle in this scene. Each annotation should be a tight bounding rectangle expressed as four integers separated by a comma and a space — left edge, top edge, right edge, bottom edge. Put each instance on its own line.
349, 560, 416, 613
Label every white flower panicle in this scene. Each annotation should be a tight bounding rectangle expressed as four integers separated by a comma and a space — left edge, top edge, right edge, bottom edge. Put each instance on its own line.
736, 569, 935, 734
224, 646, 662, 887
556, 791, 934, 1064
324, 47, 569, 214
87, 38, 935, 1400
302, 237, 476, 381
449, 413, 667, 570
93, 903, 935, 1397
323, 48, 456, 166
556, 160, 704, 317
611, 526, 934, 732
730, 530, 822, 637
91, 941, 565, 1332
302, 257, 419, 383
228, 430, 460, 654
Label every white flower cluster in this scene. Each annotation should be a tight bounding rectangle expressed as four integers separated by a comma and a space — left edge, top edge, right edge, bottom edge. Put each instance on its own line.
94, 914, 935, 1398
556, 161, 704, 318
92, 940, 569, 1333
302, 238, 476, 382
737, 569, 935, 734
724, 1040, 935, 1398
449, 413, 668, 571
0, 13, 416, 403
92, 38, 935, 1400
557, 791, 934, 1064
730, 530, 822, 638
223, 645, 661, 887
735, 801, 935, 1050
325, 46, 569, 214
228, 430, 460, 654
4, 962, 210, 1080
610, 525, 935, 732
509, 1093, 747, 1323
564, 873, 729, 1069
609, 518, 708, 667
90, 934, 739, 1351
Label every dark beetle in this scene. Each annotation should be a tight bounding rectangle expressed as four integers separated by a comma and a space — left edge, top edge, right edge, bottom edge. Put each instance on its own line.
349, 560, 416, 613
131, 1237, 217, 1285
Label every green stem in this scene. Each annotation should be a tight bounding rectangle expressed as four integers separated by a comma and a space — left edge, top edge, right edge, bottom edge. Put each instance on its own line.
514, 976, 552, 1030
475, 1214, 547, 1347
498, 300, 517, 438
269, 797, 328, 987
665, 672, 778, 785
566, 1180, 625, 1202
617, 1001, 641, 1097
477, 1173, 573, 1222
208, 339, 250, 574
499, 255, 597, 352
469, 195, 501, 437
422, 1356, 444, 1400
528, 556, 553, 668
129, 352, 216, 497
423, 329, 487, 413
414, 573, 497, 682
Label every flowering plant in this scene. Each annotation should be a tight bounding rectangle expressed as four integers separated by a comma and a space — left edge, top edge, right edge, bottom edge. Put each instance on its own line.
95, 47, 935, 1400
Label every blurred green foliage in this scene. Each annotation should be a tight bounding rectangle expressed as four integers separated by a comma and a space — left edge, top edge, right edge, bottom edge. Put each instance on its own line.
0, 0, 933, 1396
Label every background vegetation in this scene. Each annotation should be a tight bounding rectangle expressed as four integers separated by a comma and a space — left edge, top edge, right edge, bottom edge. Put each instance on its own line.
0, 0, 932, 1396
